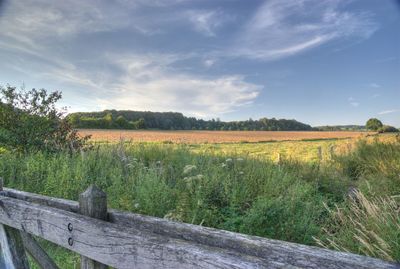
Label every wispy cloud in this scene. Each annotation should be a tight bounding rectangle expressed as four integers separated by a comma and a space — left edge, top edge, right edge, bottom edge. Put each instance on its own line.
369, 83, 381, 88
378, 109, 398, 115
97, 54, 261, 117
348, 97, 360, 107
233, 0, 378, 60
185, 9, 233, 37
22, 52, 262, 117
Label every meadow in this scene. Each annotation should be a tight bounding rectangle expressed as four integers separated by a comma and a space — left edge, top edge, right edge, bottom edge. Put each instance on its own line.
0, 132, 399, 268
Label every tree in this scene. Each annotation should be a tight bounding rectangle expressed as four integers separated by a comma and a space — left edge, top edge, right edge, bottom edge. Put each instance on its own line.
0, 85, 89, 152
378, 125, 399, 133
116, 115, 128, 128
366, 118, 383, 131
103, 113, 113, 128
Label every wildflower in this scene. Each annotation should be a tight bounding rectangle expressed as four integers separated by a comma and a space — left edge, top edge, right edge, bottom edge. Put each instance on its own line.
225, 158, 233, 163
236, 158, 244, 162
196, 174, 204, 180
134, 203, 140, 209
183, 164, 197, 175
221, 163, 227, 168
238, 171, 244, 176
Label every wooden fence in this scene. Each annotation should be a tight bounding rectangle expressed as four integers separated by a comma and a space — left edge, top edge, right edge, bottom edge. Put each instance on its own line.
0, 180, 399, 269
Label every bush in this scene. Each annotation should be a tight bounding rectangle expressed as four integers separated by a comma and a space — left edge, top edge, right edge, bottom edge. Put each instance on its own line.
378, 125, 399, 133
0, 85, 89, 152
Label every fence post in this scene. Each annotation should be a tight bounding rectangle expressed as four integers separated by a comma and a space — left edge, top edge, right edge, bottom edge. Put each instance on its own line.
79, 185, 108, 269
317, 146, 322, 161
0, 178, 30, 269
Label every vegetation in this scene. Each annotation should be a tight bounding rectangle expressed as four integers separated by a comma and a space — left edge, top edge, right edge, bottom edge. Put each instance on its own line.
0, 135, 399, 267
378, 125, 399, 133
68, 110, 313, 131
366, 118, 383, 131
0, 86, 89, 152
314, 125, 366, 131
0, 85, 399, 267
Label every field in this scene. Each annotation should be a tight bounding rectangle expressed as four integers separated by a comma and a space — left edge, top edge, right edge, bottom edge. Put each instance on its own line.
0, 132, 399, 268
79, 129, 371, 143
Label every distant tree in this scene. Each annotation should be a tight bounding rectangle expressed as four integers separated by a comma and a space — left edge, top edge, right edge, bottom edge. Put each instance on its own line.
103, 113, 113, 128
136, 118, 146, 129
378, 125, 399, 133
116, 115, 128, 128
0, 85, 89, 152
366, 118, 383, 131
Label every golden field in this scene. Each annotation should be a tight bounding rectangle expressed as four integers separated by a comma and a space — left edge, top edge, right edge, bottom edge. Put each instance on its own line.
79, 129, 372, 143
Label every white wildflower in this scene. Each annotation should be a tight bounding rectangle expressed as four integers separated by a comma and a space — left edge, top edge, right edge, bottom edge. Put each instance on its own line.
183, 165, 197, 175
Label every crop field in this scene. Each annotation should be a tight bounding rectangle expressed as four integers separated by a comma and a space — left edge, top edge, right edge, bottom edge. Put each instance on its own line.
79, 129, 372, 143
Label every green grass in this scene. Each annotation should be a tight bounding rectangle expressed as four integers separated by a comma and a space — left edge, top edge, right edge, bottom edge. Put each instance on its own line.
0, 135, 399, 267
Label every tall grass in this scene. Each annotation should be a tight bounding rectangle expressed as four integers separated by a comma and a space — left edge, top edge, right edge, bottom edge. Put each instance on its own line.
0, 137, 399, 267
315, 191, 400, 261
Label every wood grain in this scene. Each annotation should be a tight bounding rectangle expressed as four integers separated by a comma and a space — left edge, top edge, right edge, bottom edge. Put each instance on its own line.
1, 188, 399, 269
20, 231, 59, 269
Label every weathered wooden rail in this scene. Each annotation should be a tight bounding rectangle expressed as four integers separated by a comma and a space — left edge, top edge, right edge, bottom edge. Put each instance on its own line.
0, 180, 399, 269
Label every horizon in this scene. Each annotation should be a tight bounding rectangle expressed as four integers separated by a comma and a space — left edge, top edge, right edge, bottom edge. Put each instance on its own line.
0, 0, 399, 127
70, 108, 371, 128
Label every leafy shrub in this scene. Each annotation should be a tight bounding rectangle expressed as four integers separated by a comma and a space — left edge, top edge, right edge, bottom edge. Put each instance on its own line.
378, 125, 399, 133
0, 85, 89, 152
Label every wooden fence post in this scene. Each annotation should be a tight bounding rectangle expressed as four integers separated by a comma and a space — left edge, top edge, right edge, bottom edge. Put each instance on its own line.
317, 146, 322, 161
79, 185, 108, 269
0, 178, 30, 269
329, 145, 335, 159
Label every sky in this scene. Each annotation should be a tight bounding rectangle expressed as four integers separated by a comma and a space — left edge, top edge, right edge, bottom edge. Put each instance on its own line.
0, 0, 399, 127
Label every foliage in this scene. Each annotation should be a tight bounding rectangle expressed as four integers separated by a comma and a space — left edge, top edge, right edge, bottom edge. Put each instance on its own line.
378, 125, 399, 133
0, 136, 399, 266
366, 118, 383, 131
68, 110, 313, 131
314, 125, 366, 131
0, 85, 89, 152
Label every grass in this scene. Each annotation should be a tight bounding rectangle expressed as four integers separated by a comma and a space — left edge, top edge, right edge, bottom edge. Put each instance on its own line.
0, 134, 399, 267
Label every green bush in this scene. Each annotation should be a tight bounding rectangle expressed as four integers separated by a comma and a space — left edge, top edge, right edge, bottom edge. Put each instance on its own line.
0, 85, 89, 152
378, 125, 399, 133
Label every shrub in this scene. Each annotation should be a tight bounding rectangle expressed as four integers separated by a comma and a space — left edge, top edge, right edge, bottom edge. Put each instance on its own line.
378, 125, 399, 133
0, 85, 89, 152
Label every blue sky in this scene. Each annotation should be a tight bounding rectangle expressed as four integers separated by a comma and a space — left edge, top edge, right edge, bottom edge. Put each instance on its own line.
0, 0, 399, 126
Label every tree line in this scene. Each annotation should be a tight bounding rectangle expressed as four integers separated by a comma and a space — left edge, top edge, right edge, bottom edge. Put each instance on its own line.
67, 110, 314, 131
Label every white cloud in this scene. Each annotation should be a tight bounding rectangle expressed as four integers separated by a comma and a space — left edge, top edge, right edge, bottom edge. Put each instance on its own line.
350, 102, 359, 107
185, 9, 232, 37
369, 83, 381, 88
26, 53, 262, 117
348, 97, 359, 107
203, 58, 216, 67
233, 0, 378, 60
98, 54, 261, 117
378, 109, 398, 115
